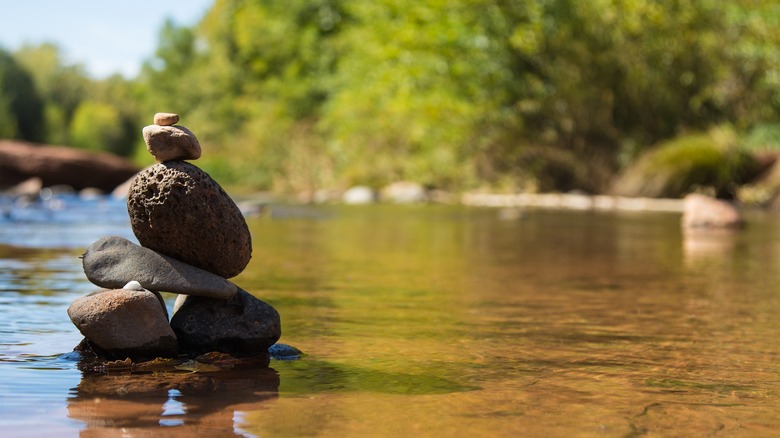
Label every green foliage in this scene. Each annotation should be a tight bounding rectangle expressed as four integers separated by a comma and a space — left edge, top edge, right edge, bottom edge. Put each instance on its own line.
10, 43, 142, 156
12, 44, 90, 145
68, 102, 126, 154
479, 0, 765, 191
321, 0, 511, 188
0, 92, 17, 138
89, 75, 144, 156
6, 1, 780, 196
743, 124, 780, 152
611, 129, 759, 198
137, 0, 780, 194
0, 48, 44, 141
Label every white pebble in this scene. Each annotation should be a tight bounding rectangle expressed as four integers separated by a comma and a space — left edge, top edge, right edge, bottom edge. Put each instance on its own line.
123, 281, 145, 291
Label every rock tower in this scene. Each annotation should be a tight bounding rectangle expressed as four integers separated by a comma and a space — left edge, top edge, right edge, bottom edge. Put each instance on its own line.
67, 113, 281, 363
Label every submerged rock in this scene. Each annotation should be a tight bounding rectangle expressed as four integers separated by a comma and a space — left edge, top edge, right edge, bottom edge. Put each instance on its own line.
5, 177, 42, 197
127, 161, 252, 278
82, 235, 238, 299
682, 193, 743, 229
268, 343, 304, 360
67, 288, 178, 360
170, 288, 281, 358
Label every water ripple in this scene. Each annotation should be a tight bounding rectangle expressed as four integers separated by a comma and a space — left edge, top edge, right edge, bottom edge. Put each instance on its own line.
0, 193, 134, 249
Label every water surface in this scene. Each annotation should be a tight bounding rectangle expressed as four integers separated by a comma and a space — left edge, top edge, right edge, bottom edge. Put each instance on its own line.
1, 197, 779, 436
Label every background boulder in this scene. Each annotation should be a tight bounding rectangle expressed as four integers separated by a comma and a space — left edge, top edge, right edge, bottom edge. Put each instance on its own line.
0, 140, 139, 192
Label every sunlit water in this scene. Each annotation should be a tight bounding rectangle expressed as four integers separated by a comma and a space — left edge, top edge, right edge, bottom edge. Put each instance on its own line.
1, 195, 780, 437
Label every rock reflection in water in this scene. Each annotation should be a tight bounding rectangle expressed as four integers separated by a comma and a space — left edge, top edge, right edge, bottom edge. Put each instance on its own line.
682, 227, 738, 267
68, 364, 279, 436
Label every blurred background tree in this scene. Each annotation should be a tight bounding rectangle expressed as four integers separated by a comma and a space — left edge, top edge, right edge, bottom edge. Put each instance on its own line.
3, 0, 780, 198
13, 43, 88, 145
0, 48, 44, 141
6, 43, 141, 155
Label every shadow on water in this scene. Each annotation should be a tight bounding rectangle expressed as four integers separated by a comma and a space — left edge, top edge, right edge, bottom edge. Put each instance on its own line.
276, 359, 480, 395
65, 355, 476, 435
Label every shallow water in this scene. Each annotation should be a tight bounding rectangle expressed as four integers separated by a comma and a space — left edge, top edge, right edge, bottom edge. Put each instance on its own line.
1, 196, 780, 437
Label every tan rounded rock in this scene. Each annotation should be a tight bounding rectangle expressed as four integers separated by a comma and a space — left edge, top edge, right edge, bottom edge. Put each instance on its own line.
67, 288, 178, 359
154, 112, 179, 126
142, 125, 202, 162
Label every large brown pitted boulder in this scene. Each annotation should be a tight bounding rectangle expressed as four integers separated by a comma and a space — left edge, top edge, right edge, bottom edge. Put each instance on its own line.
127, 161, 252, 278
0, 140, 139, 191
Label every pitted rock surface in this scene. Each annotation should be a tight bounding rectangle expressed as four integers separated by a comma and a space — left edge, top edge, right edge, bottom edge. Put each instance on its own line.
82, 236, 238, 299
127, 161, 252, 278
170, 288, 281, 358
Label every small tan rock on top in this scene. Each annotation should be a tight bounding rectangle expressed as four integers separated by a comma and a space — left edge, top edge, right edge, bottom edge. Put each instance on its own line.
154, 112, 180, 126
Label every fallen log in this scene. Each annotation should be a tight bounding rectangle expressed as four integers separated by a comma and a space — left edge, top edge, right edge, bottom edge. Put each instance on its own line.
0, 140, 139, 192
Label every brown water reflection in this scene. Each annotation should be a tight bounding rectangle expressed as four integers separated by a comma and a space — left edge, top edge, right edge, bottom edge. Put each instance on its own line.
68, 368, 279, 436
235, 206, 780, 436
4, 205, 780, 436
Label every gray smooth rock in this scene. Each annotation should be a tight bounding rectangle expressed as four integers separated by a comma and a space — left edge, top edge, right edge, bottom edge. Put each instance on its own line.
142, 125, 201, 162
127, 161, 252, 278
67, 288, 178, 359
170, 288, 281, 358
82, 236, 238, 299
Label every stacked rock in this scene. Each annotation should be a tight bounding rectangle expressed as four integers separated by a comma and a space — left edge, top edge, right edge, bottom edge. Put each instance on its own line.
68, 113, 281, 362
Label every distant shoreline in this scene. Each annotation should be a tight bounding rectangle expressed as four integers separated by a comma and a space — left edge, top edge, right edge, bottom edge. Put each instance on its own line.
461, 192, 684, 213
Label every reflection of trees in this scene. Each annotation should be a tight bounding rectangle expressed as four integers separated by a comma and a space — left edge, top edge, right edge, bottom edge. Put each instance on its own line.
68, 367, 279, 436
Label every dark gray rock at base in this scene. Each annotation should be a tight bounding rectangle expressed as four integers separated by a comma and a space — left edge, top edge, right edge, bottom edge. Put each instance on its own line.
170, 288, 281, 358
82, 235, 238, 299
127, 161, 252, 278
67, 288, 178, 360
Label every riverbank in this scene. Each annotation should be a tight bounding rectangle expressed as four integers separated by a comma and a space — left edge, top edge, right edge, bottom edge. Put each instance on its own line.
461, 192, 685, 213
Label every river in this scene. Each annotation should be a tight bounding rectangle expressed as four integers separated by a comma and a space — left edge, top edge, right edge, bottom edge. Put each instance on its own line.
1, 194, 779, 436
